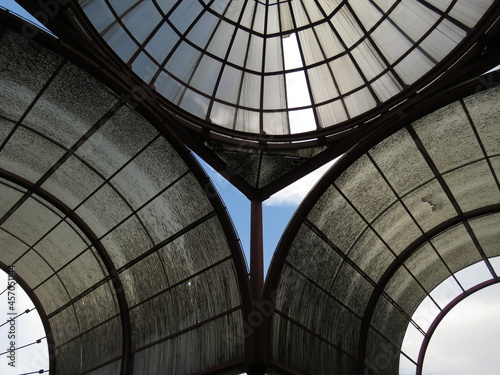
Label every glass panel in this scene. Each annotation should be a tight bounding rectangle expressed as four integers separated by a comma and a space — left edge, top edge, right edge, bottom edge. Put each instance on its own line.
431, 223, 483, 274
267, 3, 280, 34
0, 127, 66, 183
35, 219, 90, 270
179, 90, 210, 119
468, 213, 500, 258
264, 36, 283, 72
315, 22, 344, 60
414, 100, 483, 173
420, 19, 465, 61
335, 154, 397, 223
411, 295, 441, 332
405, 242, 451, 292
444, 160, 500, 212
131, 52, 157, 83
449, 0, 495, 28
344, 87, 377, 117
187, 10, 219, 48
454, 260, 492, 289
371, 18, 413, 64
207, 21, 235, 59
401, 179, 456, 232
263, 111, 288, 135
136, 174, 212, 245
351, 40, 386, 81
463, 86, 500, 156
332, 7, 364, 48
154, 70, 185, 103
111, 136, 187, 209
287, 225, 344, 293
102, 215, 154, 269
14, 250, 54, 288
245, 35, 264, 72
102, 23, 138, 62
165, 42, 202, 83
330, 55, 364, 94
75, 183, 132, 238
131, 310, 244, 374
209, 102, 236, 128
392, 0, 440, 42
290, 0, 309, 28
122, 1, 162, 43
0, 180, 24, 217
73, 281, 119, 331
215, 65, 242, 103
279, 2, 294, 33
2, 195, 62, 246
80, 318, 122, 372
349, 0, 383, 30
169, 0, 204, 34
384, 266, 427, 317
315, 100, 348, 127
108, 0, 141, 16
42, 155, 104, 210
307, 64, 338, 103
289, 108, 316, 133
234, 109, 260, 133
75, 105, 158, 178
119, 254, 169, 306
34, 274, 70, 315
239, 73, 261, 109
57, 250, 107, 298
23, 62, 119, 149
308, 184, 367, 252
190, 56, 222, 94
227, 29, 250, 66
158, 217, 231, 285
429, 275, 462, 309
372, 202, 422, 255
145, 22, 178, 64
80, 0, 116, 32
394, 48, 434, 85
348, 227, 396, 282
253, 2, 266, 34
371, 72, 403, 102
301, 0, 324, 23
0, 230, 30, 268
49, 305, 79, 344
369, 128, 434, 196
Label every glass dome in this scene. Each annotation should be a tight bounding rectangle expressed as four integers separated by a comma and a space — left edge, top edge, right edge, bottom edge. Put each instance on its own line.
78, 0, 494, 136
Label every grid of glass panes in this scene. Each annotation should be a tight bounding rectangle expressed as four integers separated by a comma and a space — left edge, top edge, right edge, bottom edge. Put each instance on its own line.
79, 0, 493, 135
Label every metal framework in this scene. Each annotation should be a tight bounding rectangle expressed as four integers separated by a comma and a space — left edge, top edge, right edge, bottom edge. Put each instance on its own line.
1, 1, 500, 374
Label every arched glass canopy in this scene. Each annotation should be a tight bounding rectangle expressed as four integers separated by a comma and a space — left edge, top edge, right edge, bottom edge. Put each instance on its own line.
78, 0, 495, 137
263, 82, 500, 374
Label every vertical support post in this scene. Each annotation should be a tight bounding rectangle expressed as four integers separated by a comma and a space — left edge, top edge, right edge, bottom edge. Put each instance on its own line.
250, 200, 264, 300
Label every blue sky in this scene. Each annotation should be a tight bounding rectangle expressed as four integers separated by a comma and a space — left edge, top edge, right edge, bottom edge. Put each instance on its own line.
1, 2, 499, 375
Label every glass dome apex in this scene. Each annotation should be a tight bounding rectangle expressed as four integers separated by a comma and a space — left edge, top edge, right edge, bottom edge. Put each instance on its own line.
79, 0, 494, 137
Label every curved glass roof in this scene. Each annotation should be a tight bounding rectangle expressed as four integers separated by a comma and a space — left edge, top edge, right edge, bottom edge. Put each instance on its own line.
0, 28, 250, 374
264, 83, 500, 374
78, 0, 494, 136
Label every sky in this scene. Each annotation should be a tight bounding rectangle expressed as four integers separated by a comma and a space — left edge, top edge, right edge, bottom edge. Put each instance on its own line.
1, 2, 499, 375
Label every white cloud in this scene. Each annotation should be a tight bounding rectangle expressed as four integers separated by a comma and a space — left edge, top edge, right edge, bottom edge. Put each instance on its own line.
264, 158, 339, 207
401, 263, 500, 375
422, 284, 500, 375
